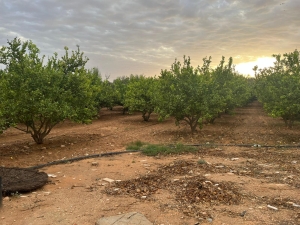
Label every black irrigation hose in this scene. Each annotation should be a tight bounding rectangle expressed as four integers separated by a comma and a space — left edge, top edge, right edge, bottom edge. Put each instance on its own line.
28, 150, 140, 170
28, 143, 299, 170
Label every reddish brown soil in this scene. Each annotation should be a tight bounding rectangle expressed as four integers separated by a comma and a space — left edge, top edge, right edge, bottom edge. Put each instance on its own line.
0, 101, 300, 225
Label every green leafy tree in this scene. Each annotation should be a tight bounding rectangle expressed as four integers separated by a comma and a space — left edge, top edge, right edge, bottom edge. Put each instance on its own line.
155, 56, 207, 133
113, 75, 142, 114
201, 57, 233, 123
0, 38, 100, 143
155, 56, 254, 132
0, 70, 12, 133
255, 50, 300, 128
124, 75, 156, 121
98, 79, 118, 110
113, 76, 130, 113
204, 57, 254, 123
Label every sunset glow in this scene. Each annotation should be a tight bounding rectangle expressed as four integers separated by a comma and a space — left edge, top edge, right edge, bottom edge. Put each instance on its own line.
235, 57, 276, 77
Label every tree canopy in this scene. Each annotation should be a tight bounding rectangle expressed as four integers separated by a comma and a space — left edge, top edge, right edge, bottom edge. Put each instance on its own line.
0, 38, 100, 143
124, 75, 156, 121
155, 56, 254, 133
255, 50, 300, 128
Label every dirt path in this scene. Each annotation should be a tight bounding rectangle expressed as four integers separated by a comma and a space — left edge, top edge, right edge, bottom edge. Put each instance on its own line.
0, 101, 300, 225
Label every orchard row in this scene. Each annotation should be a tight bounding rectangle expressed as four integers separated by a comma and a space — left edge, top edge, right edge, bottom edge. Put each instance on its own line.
1, 38, 298, 144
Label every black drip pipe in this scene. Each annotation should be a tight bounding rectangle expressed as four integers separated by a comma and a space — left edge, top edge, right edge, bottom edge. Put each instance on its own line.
28, 150, 139, 170
27, 143, 299, 170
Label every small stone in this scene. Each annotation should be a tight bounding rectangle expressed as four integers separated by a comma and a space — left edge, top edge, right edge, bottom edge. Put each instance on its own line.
3, 196, 10, 201
240, 211, 247, 217
48, 174, 57, 178
141, 196, 147, 199
61, 145, 65, 148
267, 205, 278, 210
102, 178, 115, 183
91, 162, 99, 166
215, 165, 224, 168
247, 159, 256, 162
231, 158, 239, 161
207, 218, 213, 222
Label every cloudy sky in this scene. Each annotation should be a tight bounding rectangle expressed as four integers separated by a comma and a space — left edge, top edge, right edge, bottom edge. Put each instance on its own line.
1, 0, 299, 80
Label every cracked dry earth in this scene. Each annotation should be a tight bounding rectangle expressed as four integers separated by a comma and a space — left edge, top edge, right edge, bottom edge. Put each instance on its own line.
0, 101, 300, 225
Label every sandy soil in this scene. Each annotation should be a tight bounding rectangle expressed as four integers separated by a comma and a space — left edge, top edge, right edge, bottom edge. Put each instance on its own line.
0, 101, 300, 225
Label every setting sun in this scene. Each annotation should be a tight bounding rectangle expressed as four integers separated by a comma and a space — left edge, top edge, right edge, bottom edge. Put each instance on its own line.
235, 57, 276, 77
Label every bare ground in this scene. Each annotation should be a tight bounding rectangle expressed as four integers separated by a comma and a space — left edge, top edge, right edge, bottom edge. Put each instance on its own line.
0, 101, 300, 225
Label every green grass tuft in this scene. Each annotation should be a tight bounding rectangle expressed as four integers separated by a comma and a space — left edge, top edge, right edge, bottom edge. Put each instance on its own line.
126, 141, 198, 156
126, 140, 146, 150
140, 144, 170, 156
197, 159, 207, 164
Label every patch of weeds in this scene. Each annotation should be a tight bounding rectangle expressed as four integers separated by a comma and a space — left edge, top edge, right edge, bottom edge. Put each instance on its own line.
141, 143, 198, 156
197, 159, 207, 164
141, 144, 170, 156
173, 143, 198, 154
126, 140, 147, 150
126, 141, 199, 156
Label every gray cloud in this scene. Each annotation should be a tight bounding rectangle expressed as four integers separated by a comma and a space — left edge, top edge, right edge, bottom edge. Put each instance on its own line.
0, 0, 299, 79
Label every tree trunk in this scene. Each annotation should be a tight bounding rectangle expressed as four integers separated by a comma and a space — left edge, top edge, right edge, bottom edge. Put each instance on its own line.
123, 107, 129, 114
142, 111, 152, 121
185, 115, 201, 134
29, 119, 56, 144
31, 132, 47, 144
283, 116, 294, 129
